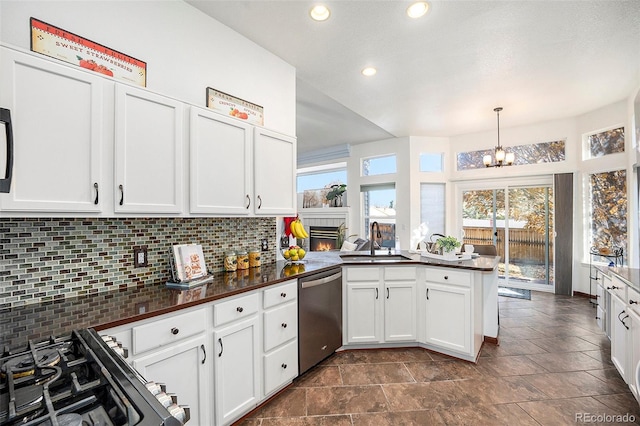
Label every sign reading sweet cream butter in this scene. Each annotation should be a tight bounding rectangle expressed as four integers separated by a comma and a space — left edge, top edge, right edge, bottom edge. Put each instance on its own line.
30, 17, 147, 87
206, 87, 264, 126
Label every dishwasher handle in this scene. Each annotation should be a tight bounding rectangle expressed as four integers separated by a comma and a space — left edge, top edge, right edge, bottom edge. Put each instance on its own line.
300, 272, 342, 289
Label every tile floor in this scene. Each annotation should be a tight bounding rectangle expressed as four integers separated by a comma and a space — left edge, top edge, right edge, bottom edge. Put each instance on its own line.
239, 292, 640, 425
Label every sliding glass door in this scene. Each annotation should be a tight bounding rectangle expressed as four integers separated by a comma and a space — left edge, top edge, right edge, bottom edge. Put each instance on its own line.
461, 180, 554, 292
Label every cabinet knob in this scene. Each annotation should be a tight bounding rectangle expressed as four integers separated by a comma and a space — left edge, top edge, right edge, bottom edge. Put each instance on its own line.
630, 300, 638, 305
281, 292, 287, 298
237, 307, 244, 313
444, 276, 449, 280
611, 285, 620, 290
171, 327, 179, 335
281, 323, 287, 328
281, 363, 287, 369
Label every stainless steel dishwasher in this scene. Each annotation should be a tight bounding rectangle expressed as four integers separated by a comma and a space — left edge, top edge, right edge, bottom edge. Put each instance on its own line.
298, 267, 343, 374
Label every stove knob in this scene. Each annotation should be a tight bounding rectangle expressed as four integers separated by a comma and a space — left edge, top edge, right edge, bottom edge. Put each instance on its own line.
145, 381, 162, 395
167, 403, 188, 424
156, 392, 173, 408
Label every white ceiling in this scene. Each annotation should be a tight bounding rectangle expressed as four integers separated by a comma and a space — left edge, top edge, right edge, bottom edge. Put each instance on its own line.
186, 1, 640, 155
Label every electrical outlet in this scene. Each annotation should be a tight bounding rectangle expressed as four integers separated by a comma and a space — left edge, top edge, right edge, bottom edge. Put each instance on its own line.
133, 246, 148, 267
261, 238, 269, 251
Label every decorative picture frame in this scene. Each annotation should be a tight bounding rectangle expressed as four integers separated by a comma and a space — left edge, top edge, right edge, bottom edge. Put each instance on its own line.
30, 17, 147, 87
206, 87, 264, 126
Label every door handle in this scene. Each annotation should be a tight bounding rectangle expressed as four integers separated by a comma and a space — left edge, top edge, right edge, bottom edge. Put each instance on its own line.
257, 195, 262, 209
201, 344, 206, 364
93, 182, 99, 205
218, 338, 223, 357
386, 288, 389, 299
0, 108, 13, 193
246, 194, 251, 209
426, 288, 429, 300
375, 288, 378, 299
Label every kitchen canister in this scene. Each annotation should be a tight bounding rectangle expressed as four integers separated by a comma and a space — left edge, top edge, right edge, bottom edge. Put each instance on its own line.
236, 250, 249, 270
224, 250, 237, 272
249, 248, 261, 268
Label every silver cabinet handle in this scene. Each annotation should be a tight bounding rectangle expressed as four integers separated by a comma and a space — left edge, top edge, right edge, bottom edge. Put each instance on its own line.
93, 182, 99, 205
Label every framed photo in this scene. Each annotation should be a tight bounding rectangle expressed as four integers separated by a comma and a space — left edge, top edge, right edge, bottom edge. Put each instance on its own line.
206, 87, 264, 126
30, 17, 147, 87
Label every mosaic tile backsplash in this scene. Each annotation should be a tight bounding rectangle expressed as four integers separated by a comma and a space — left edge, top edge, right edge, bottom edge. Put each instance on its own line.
0, 217, 276, 308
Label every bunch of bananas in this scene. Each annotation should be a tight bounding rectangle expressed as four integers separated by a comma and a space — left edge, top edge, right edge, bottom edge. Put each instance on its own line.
290, 218, 309, 239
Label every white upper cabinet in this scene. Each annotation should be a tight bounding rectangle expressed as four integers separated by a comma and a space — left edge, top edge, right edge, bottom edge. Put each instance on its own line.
253, 128, 296, 216
114, 84, 184, 214
189, 107, 252, 215
0, 47, 105, 213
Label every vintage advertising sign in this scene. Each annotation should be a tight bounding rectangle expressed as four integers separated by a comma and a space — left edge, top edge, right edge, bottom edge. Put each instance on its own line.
206, 87, 264, 126
30, 18, 147, 87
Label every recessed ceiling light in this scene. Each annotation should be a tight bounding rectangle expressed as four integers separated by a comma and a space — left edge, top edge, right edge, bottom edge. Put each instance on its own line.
361, 67, 377, 77
310, 5, 331, 21
407, 1, 429, 19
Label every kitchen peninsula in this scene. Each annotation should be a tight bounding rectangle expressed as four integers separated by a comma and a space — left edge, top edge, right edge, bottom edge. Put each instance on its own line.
1, 251, 498, 425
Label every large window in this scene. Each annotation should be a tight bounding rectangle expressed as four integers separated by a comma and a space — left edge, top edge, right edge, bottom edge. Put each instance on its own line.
362, 184, 396, 247
297, 163, 347, 208
457, 140, 566, 171
420, 183, 445, 237
589, 169, 627, 254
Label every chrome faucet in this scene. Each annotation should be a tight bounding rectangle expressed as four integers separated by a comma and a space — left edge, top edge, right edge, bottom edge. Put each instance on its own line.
370, 221, 381, 256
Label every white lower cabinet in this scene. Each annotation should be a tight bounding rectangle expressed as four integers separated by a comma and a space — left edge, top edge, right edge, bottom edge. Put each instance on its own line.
627, 308, 640, 399
213, 316, 260, 425
610, 294, 629, 380
346, 280, 382, 343
423, 282, 471, 354
344, 266, 417, 345
263, 340, 298, 396
133, 336, 210, 426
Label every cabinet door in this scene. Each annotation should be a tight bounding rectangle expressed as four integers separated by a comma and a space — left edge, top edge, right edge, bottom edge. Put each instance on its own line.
346, 282, 382, 344
384, 282, 417, 341
253, 128, 296, 215
189, 107, 252, 214
424, 282, 471, 355
610, 294, 629, 381
0, 47, 104, 212
114, 84, 183, 213
214, 316, 260, 425
133, 336, 209, 426
628, 309, 640, 398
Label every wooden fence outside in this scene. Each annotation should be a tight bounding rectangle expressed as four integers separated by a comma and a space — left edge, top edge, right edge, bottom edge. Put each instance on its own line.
463, 226, 553, 264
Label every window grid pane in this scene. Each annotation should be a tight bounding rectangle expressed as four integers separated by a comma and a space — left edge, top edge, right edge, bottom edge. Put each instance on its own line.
362, 185, 396, 246
589, 169, 627, 256
588, 127, 625, 158
420, 183, 445, 236
362, 155, 397, 176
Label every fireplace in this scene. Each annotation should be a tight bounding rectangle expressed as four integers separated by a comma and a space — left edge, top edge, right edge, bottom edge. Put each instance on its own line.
309, 226, 340, 251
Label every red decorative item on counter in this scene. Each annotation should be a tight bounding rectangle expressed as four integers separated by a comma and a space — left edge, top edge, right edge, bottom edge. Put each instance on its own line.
284, 216, 296, 236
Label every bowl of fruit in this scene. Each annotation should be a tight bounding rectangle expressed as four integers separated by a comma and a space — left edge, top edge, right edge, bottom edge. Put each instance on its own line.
283, 245, 306, 263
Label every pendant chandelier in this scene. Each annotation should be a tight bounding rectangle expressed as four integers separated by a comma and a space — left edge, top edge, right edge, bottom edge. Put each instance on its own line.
483, 107, 514, 167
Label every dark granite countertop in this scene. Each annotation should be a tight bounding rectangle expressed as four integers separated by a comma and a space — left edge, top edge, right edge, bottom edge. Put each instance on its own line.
0, 251, 498, 351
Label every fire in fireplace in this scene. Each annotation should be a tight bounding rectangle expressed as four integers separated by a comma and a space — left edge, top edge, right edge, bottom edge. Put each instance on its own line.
309, 226, 340, 251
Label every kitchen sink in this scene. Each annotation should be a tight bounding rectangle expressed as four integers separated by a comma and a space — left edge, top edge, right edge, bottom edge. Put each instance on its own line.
339, 253, 413, 263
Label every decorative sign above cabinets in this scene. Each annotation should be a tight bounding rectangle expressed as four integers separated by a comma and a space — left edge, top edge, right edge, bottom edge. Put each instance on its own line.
30, 17, 147, 87
206, 87, 264, 126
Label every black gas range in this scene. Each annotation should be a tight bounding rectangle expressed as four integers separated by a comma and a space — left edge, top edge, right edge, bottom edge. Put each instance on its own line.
0, 328, 188, 426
